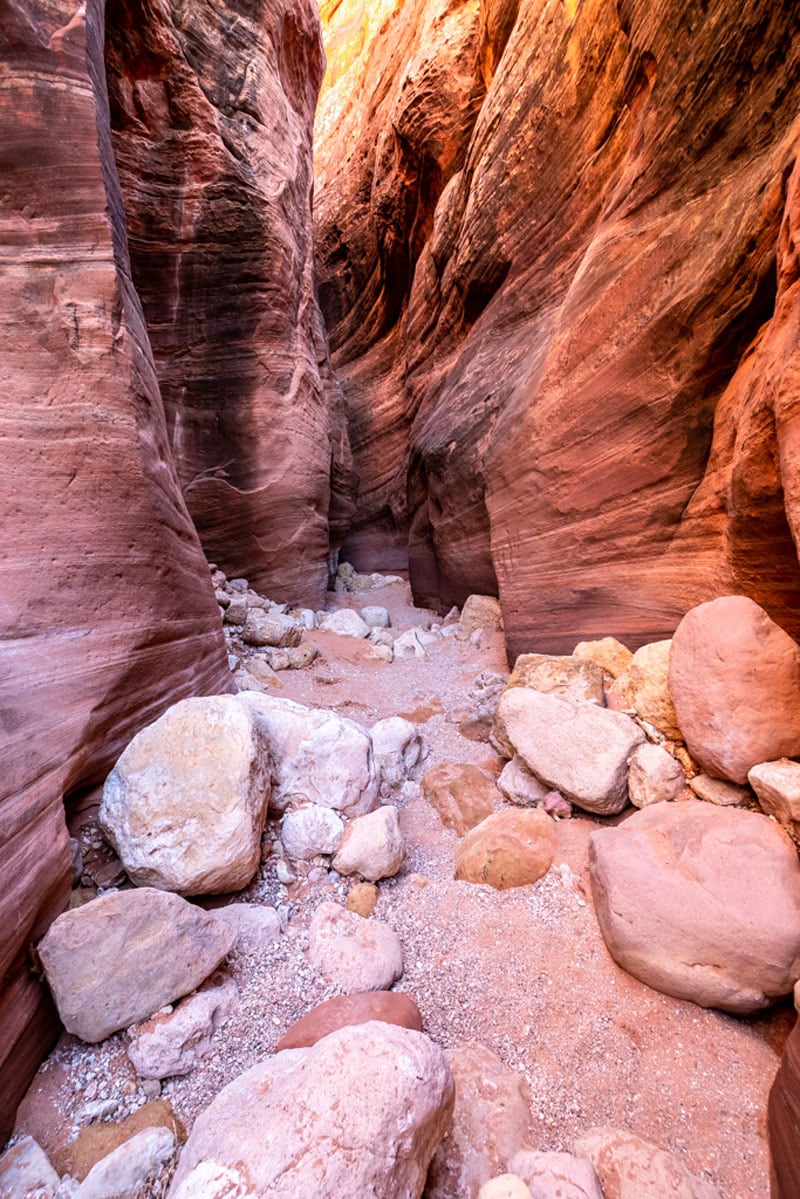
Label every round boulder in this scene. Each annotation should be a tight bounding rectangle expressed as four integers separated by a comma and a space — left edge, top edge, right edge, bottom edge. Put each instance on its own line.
454, 809, 556, 890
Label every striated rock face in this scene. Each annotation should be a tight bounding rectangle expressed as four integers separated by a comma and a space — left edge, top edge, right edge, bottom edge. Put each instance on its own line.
0, 0, 230, 1139
315, 0, 800, 651
105, 0, 356, 605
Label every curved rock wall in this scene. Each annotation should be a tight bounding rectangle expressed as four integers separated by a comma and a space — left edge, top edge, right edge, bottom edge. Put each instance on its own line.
315, 0, 800, 653
105, 0, 356, 606
0, 0, 230, 1139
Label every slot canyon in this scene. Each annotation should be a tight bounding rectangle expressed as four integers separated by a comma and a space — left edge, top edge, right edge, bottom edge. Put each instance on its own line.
3, 0, 800, 1195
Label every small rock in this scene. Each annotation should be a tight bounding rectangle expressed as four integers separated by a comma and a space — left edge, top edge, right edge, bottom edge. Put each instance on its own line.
127, 975, 239, 1080
246, 656, 282, 688
275, 860, 297, 885
455, 809, 556, 890
689, 774, 750, 807
572, 636, 633, 680
506, 653, 604, 705
37, 888, 236, 1042
478, 1176, 533, 1199
332, 806, 406, 881
281, 805, 344, 860
308, 901, 403, 992
608, 640, 680, 739
268, 650, 292, 670
283, 644, 318, 669
227, 578, 248, 593
749, 759, 800, 837
297, 608, 317, 629
543, 791, 573, 819
320, 609, 371, 638
242, 611, 301, 648
509, 1148, 604, 1198
497, 756, 550, 807
213, 903, 283, 953
393, 628, 427, 658
369, 643, 395, 663
370, 717, 423, 785
346, 882, 380, 917
214, 589, 231, 609
77, 1127, 175, 1199
457, 595, 503, 639
223, 597, 247, 627
360, 605, 391, 628
422, 763, 500, 835
628, 742, 687, 808
232, 668, 262, 693
573, 1127, 722, 1198
0, 1136, 60, 1198
275, 991, 423, 1051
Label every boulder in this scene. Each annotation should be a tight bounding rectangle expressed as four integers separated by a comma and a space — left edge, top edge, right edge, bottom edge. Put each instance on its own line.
394, 628, 428, 658
370, 717, 423, 785
127, 974, 239, 1080
320, 609, 371, 638
669, 596, 800, 783
332, 806, 406, 881
492, 689, 645, 815
627, 743, 687, 808
572, 638, 633, 680
458, 596, 504, 640
237, 693, 379, 817
360, 606, 391, 628
688, 775, 750, 807
0, 1137, 60, 1199
497, 757, 551, 808
608, 641, 680, 739
308, 902, 403, 992
589, 800, 800, 1012
509, 1149, 604, 1199
37, 889, 236, 1043
425, 1043, 531, 1199
506, 654, 604, 706
422, 763, 500, 835
242, 611, 302, 649
281, 805, 344, 860
168, 1023, 454, 1196
76, 1127, 176, 1199
213, 904, 283, 954
748, 759, 800, 838
479, 1177, 532, 1199
275, 991, 423, 1051
99, 696, 270, 895
455, 810, 556, 890
573, 1127, 722, 1199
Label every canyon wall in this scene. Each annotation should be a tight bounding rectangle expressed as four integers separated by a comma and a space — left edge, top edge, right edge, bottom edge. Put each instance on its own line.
105, 0, 356, 606
315, 0, 800, 654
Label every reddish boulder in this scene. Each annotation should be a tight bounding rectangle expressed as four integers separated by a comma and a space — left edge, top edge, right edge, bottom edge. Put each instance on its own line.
0, 0, 229, 1139
454, 809, 556, 890
275, 992, 423, 1052
669, 596, 800, 783
422, 763, 500, 836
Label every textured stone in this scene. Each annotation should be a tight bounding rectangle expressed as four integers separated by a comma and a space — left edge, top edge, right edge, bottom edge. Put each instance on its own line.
749, 759, 800, 838
457, 596, 504, 640
127, 975, 239, 1080
572, 639, 633, 681
346, 882, 380, 918
589, 801, 800, 1012
0, 0, 230, 1135
308, 902, 403, 992
688, 775, 751, 807
507, 655, 605, 706
237, 694, 379, 817
242, 613, 301, 649
497, 758, 551, 808
628, 743, 687, 808
320, 609, 371, 638
100, 697, 270, 895
275, 991, 423, 1051
479, 1177, 532, 1199
493, 689, 645, 815
168, 1023, 454, 1197
213, 905, 283, 955
669, 596, 800, 783
0, 1137, 60, 1199
573, 1128, 722, 1199
422, 764, 500, 835
608, 642, 679, 739
281, 806, 345, 860
332, 806, 407, 881
76, 1127, 176, 1199
370, 717, 423, 785
769, 1016, 800, 1199
37, 889, 235, 1042
455, 810, 556, 890
426, 1043, 532, 1199
509, 1149, 604, 1199
106, 0, 356, 606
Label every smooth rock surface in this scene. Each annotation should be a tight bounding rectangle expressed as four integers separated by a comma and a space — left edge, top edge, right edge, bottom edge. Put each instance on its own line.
100, 697, 270, 895
749, 759, 800, 838
168, 1023, 454, 1196
320, 609, 371, 638
455, 810, 556, 890
572, 639, 633, 680
37, 889, 235, 1043
589, 801, 800, 1012
422, 764, 500, 835
275, 991, 423, 1052
573, 1127, 722, 1199
688, 775, 751, 807
497, 758, 551, 808
307, 902, 403, 992
237, 694, 379, 817
478, 1176, 532, 1199
332, 806, 407, 881
492, 689, 645, 815
669, 596, 800, 783
509, 1149, 604, 1199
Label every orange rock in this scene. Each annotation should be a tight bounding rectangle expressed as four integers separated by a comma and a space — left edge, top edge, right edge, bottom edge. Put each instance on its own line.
275, 991, 423, 1052
422, 764, 500, 836
454, 809, 556, 890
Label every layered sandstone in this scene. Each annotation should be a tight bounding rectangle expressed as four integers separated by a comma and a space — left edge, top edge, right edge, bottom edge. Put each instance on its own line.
0, 0, 230, 1139
315, 0, 800, 652
105, 0, 356, 605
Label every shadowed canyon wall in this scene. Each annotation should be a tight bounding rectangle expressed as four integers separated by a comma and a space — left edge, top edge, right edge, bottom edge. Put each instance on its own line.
105, 0, 356, 605
0, 0, 343, 1139
315, 0, 800, 655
